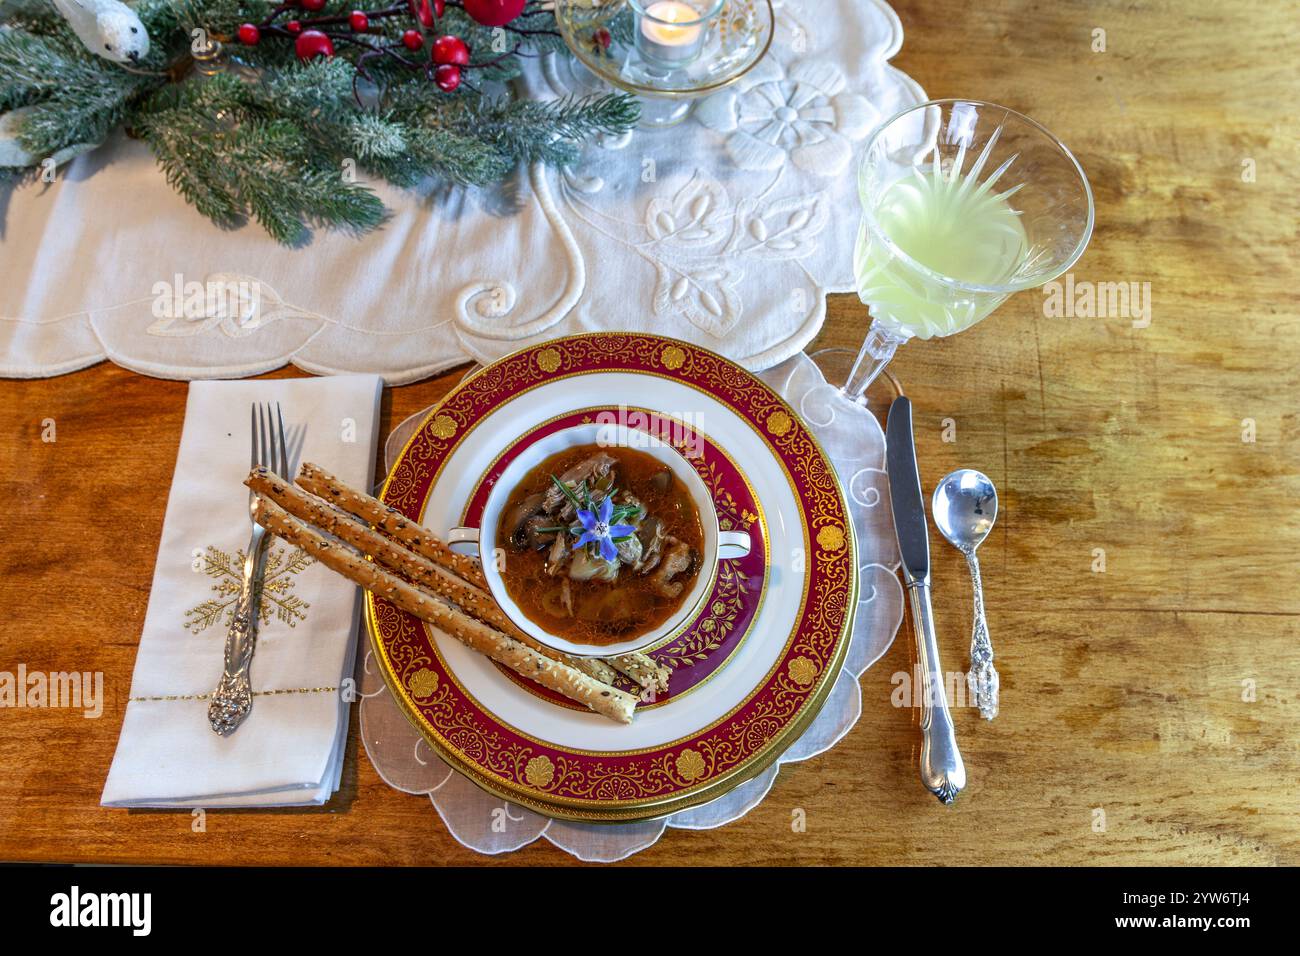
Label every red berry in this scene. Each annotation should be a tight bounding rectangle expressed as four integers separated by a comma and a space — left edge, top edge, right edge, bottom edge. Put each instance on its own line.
434, 63, 461, 92
431, 34, 469, 66
409, 0, 434, 28
463, 0, 525, 28
434, 0, 445, 15
349, 10, 368, 31
401, 29, 423, 50
286, 20, 302, 33
294, 28, 335, 60
300, 0, 326, 10
236, 23, 260, 45
592, 27, 611, 51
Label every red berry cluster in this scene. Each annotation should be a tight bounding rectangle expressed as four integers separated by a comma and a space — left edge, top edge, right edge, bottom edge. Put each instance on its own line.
431, 33, 468, 90
232, 0, 540, 93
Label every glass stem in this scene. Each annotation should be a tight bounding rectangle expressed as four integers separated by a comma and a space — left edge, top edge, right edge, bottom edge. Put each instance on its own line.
842, 322, 909, 404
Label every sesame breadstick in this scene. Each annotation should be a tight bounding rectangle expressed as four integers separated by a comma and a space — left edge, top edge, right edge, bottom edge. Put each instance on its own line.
252, 497, 637, 724
296, 461, 488, 591
247, 468, 621, 687
607, 654, 671, 694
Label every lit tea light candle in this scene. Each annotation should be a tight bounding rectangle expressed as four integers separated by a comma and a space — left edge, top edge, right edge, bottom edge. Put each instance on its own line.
634, 0, 717, 68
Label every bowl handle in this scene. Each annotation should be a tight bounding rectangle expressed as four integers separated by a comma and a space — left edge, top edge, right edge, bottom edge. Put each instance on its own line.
446, 526, 481, 556
718, 530, 751, 560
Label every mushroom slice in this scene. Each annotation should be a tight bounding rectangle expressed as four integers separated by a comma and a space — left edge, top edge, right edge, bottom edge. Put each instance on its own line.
505, 491, 546, 548
545, 532, 569, 575
560, 578, 574, 617
649, 537, 693, 598
634, 517, 665, 574
542, 453, 617, 513
523, 515, 557, 550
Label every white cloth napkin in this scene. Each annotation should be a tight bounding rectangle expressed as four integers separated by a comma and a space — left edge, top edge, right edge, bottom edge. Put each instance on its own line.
102, 375, 383, 807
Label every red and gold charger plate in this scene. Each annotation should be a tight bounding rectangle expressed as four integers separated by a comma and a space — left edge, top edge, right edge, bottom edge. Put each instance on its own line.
367, 333, 856, 821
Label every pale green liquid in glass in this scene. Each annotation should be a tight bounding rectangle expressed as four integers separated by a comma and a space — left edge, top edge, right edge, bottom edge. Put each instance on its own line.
855, 164, 1030, 340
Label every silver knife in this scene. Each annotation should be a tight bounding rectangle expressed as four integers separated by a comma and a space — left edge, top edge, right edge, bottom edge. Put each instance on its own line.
886, 396, 966, 804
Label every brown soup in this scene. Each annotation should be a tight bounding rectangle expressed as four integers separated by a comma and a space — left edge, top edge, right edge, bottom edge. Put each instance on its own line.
496, 443, 704, 645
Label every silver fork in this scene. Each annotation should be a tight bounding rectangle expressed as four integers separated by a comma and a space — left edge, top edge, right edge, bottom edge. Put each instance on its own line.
208, 402, 289, 736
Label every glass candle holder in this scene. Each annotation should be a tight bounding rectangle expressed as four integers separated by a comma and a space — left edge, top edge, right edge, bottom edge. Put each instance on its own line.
554, 0, 774, 128
630, 0, 724, 70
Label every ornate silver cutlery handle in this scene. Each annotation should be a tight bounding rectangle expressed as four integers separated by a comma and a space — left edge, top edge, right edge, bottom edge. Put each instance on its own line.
208, 530, 270, 736
963, 547, 999, 720
908, 581, 966, 804
209, 401, 288, 737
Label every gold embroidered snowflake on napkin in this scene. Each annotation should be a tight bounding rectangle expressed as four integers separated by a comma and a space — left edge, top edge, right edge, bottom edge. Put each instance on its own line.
184, 545, 315, 635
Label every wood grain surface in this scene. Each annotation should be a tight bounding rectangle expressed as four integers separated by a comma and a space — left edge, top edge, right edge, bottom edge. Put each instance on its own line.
1, 0, 1296, 865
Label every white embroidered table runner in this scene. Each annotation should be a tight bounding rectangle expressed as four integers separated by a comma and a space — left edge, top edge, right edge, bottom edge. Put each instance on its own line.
0, 0, 923, 383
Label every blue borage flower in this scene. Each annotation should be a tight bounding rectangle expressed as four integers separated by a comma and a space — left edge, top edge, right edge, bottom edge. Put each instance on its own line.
550, 475, 639, 564
573, 495, 637, 563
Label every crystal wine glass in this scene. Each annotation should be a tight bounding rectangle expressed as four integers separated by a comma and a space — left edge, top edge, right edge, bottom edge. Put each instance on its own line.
823, 99, 1094, 405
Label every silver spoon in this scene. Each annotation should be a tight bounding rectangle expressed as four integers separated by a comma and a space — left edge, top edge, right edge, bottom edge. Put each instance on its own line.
932, 469, 1000, 720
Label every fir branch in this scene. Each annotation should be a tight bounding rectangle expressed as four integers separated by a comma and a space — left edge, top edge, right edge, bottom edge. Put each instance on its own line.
0, 164, 37, 187
138, 74, 385, 243
344, 111, 408, 161
0, 24, 165, 152
0, 26, 96, 108
138, 90, 244, 226
1, 3, 640, 242
448, 93, 640, 167
364, 123, 512, 187
19, 74, 154, 154
251, 59, 512, 185
134, 0, 185, 40
0, 0, 65, 34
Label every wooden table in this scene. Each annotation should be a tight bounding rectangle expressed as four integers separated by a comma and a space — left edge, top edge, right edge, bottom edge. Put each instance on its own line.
1, 0, 1296, 865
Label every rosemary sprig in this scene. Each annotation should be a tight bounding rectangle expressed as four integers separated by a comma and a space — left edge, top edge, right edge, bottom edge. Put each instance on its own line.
550, 473, 586, 510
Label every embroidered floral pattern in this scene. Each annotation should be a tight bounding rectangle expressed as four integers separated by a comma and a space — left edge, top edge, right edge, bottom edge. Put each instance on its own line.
602, 171, 830, 338
695, 58, 878, 177
146, 274, 323, 339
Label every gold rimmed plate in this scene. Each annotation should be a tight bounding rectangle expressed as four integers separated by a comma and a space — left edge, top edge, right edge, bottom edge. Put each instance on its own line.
367, 333, 856, 821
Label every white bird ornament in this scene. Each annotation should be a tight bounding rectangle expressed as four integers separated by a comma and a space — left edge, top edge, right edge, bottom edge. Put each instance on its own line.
48, 0, 150, 64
